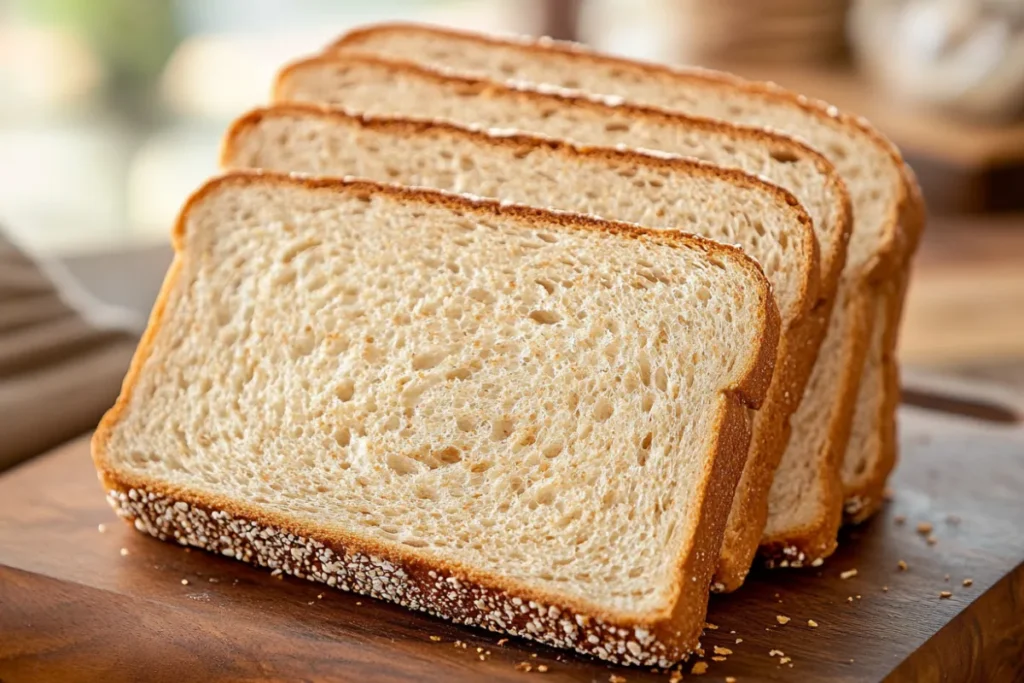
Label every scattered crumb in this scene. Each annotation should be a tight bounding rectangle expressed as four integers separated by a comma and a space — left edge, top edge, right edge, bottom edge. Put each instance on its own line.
807, 619, 818, 628
429, 636, 442, 642
691, 661, 708, 675
208, 577, 219, 584
463, 643, 469, 649
515, 662, 532, 673
736, 638, 743, 644
669, 670, 683, 683
850, 659, 855, 663
119, 548, 129, 557
811, 557, 824, 567
609, 675, 626, 683
714, 646, 733, 655
454, 641, 462, 648
894, 515, 906, 525
779, 657, 792, 665
769, 649, 785, 657
98, 524, 107, 533
704, 622, 719, 630
963, 578, 974, 587
712, 656, 727, 662
856, 595, 862, 600
927, 535, 938, 546
307, 601, 315, 605
840, 569, 858, 580
882, 586, 889, 592
898, 560, 908, 571
725, 678, 737, 683
355, 601, 362, 606
477, 647, 484, 653
916, 522, 933, 535
184, 548, 190, 553
776, 615, 790, 625
536, 665, 548, 673
946, 514, 961, 525
317, 593, 324, 599
497, 639, 508, 646
478, 655, 486, 661
940, 591, 953, 599
847, 597, 854, 603
695, 647, 705, 657
181, 579, 189, 585
944, 575, 950, 582
271, 569, 283, 578
729, 630, 736, 634
486, 651, 491, 656
531, 653, 537, 658
774, 593, 780, 598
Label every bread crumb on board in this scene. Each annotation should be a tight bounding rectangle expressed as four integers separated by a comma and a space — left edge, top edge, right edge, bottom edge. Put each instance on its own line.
119, 547, 129, 556
725, 677, 737, 683
776, 615, 790, 625
691, 661, 708, 675
608, 675, 626, 683
429, 636, 442, 642
927, 535, 938, 546
940, 591, 953, 599
704, 622, 719, 630
963, 578, 974, 586
536, 664, 548, 673
769, 649, 785, 657
840, 569, 858, 580
714, 646, 733, 655
898, 560, 909, 571
669, 670, 683, 683
712, 656, 727, 662
98, 523, 107, 533
946, 514, 961, 525
181, 579, 189, 586
894, 515, 906, 525
916, 522, 933, 535
807, 619, 818, 628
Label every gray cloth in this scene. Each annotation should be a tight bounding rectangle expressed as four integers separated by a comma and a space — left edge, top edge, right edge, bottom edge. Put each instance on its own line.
0, 230, 144, 471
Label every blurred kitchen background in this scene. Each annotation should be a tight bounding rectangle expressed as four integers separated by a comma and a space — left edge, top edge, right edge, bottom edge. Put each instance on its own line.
1, 0, 1023, 466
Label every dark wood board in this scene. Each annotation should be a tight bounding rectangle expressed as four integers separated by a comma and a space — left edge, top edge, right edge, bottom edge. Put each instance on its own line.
1, 393, 1023, 682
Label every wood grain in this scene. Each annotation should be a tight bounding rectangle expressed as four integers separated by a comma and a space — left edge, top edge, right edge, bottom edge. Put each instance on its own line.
0, 397, 1022, 682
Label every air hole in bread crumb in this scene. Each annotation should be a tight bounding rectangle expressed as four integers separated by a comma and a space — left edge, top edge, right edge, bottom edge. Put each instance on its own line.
386, 453, 418, 476
529, 310, 562, 325
642, 393, 655, 413
467, 287, 495, 304
456, 416, 476, 432
770, 148, 800, 164
602, 490, 618, 509
334, 379, 355, 402
491, 417, 514, 441
470, 461, 492, 473
412, 349, 448, 371
593, 398, 614, 422
534, 484, 557, 506
401, 537, 429, 548
616, 166, 638, 179
605, 121, 631, 132
543, 442, 563, 459
697, 286, 712, 303
654, 367, 668, 392
535, 278, 557, 295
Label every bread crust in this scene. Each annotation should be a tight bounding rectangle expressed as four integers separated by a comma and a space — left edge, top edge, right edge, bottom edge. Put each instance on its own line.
844, 165, 926, 523
92, 171, 780, 665
269, 58, 856, 589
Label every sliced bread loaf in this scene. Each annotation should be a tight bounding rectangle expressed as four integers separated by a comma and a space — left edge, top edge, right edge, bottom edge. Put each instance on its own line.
92, 172, 780, 665
326, 21, 925, 547
271, 56, 852, 589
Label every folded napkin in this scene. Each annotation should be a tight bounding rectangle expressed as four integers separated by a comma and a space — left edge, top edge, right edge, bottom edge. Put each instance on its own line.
0, 231, 145, 471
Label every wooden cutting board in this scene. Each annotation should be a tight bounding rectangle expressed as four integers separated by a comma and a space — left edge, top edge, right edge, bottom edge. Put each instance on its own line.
1, 383, 1022, 682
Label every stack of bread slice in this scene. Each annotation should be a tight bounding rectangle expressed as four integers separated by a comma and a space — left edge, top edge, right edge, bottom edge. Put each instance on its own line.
92, 23, 922, 667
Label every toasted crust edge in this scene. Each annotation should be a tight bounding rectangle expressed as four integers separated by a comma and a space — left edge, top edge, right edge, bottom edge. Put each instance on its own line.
91, 171, 780, 665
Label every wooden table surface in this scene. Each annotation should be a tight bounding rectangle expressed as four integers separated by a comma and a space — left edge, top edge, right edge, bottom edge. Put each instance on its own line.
1, 389, 1022, 683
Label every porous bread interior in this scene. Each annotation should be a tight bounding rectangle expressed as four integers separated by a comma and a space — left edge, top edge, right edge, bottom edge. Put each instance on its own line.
328, 31, 901, 272
102, 179, 768, 616
325, 33, 909, 533
274, 56, 857, 552
273, 60, 843, 291
226, 112, 809, 322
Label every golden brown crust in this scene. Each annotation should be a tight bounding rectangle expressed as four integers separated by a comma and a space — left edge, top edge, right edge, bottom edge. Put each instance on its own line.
91, 171, 781, 664
843, 166, 926, 523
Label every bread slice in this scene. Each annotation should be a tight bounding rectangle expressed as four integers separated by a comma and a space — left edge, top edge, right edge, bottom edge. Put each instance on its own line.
92, 171, 780, 665
324, 22, 924, 551
271, 56, 852, 589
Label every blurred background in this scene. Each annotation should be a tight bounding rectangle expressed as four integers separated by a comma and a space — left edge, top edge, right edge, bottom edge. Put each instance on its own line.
1, 0, 1023, 466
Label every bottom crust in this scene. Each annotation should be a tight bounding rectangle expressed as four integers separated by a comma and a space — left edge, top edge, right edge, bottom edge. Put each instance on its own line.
106, 485, 690, 667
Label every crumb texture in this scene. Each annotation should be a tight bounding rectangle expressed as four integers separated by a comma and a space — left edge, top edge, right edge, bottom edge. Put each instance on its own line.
103, 178, 768, 617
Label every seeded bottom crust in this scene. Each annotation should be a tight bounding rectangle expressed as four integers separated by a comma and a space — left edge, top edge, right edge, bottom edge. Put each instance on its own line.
106, 486, 693, 667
